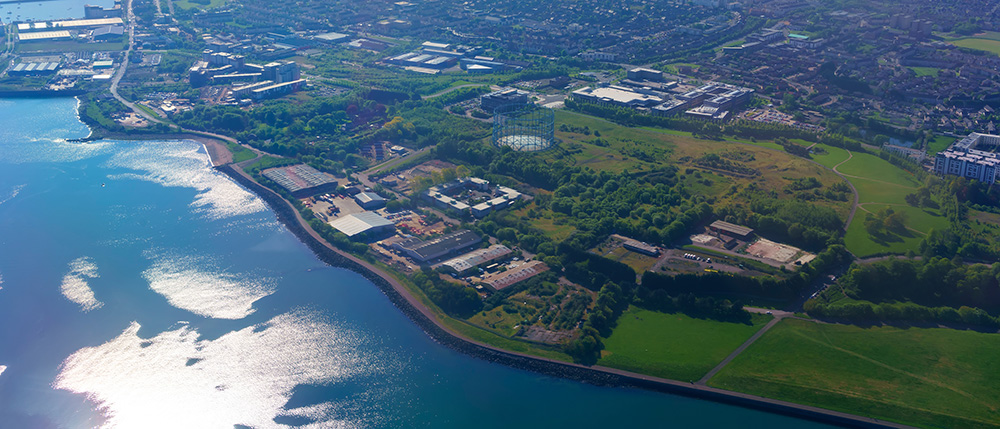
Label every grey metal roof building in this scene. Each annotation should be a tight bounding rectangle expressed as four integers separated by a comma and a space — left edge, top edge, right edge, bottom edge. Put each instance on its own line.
328, 212, 394, 237
393, 230, 482, 262
440, 244, 512, 273
354, 192, 386, 209
261, 164, 336, 197
709, 220, 754, 239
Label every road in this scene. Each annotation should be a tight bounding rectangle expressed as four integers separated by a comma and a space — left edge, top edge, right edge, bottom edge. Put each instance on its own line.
107, 1, 262, 155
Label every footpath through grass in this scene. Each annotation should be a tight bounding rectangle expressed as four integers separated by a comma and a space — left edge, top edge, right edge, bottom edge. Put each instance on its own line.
708, 319, 1000, 428
812, 146, 937, 257
598, 306, 771, 382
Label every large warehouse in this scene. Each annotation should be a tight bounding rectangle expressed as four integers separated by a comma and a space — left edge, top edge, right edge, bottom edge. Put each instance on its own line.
328, 212, 394, 237
392, 230, 482, 263
261, 164, 336, 197
440, 244, 512, 274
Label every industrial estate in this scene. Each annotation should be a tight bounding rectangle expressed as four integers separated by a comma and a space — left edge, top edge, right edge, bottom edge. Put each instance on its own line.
4, 0, 1000, 426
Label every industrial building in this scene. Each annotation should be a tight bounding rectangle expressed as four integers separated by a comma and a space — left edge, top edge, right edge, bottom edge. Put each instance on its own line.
261, 164, 337, 197
90, 25, 124, 41
17, 18, 124, 32
471, 186, 521, 218
392, 230, 482, 263
440, 244, 513, 274
425, 177, 523, 215
8, 62, 60, 75
481, 260, 549, 290
328, 212, 394, 238
353, 192, 386, 210
624, 240, 660, 257
934, 133, 1000, 185
17, 31, 72, 42
571, 85, 664, 109
481, 88, 529, 113
709, 220, 755, 240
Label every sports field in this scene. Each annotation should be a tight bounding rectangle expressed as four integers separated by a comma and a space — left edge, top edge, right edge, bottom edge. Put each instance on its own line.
598, 306, 771, 382
950, 37, 1000, 55
708, 319, 1000, 428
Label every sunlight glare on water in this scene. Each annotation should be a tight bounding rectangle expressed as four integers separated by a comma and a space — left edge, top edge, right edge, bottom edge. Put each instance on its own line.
60, 257, 103, 312
54, 310, 372, 429
142, 251, 277, 319
105, 143, 266, 220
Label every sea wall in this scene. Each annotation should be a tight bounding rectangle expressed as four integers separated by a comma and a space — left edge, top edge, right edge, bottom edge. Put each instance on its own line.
216, 164, 897, 429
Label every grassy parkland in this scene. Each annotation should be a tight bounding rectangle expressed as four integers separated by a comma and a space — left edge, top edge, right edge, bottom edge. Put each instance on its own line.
708, 319, 1000, 428
599, 307, 771, 382
809, 145, 949, 257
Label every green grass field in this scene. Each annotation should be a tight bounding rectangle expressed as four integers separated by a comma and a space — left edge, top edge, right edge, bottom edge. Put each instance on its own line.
822, 149, 932, 257
907, 66, 940, 77
708, 319, 1000, 428
926, 136, 957, 155
950, 38, 1000, 55
810, 144, 851, 169
844, 203, 949, 257
174, 0, 227, 10
598, 306, 771, 382
226, 142, 256, 163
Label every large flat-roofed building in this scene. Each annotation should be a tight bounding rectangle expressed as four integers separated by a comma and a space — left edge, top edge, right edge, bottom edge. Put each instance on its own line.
250, 79, 306, 100
392, 230, 482, 262
261, 163, 336, 197
934, 133, 1000, 185
9, 61, 60, 75
328, 212, 394, 237
481, 88, 529, 112
21, 17, 125, 31
571, 85, 663, 109
708, 220, 754, 240
627, 67, 664, 82
18, 31, 72, 42
481, 260, 549, 290
440, 244, 512, 274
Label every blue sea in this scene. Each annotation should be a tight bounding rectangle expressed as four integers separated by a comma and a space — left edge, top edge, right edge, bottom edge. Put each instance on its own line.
0, 0, 114, 24
0, 98, 831, 428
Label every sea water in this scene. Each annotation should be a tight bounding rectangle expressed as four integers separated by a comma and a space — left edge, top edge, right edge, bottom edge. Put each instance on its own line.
0, 98, 831, 428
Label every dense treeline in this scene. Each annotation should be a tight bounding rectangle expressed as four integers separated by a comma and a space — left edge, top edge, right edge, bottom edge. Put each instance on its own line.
411, 268, 483, 317
838, 257, 1000, 313
566, 281, 632, 364
805, 300, 999, 329
715, 184, 844, 250
634, 291, 750, 324
560, 242, 637, 290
